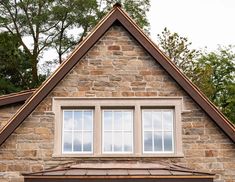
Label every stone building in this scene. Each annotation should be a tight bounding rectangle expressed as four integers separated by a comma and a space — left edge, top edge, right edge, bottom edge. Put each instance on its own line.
0, 4, 234, 182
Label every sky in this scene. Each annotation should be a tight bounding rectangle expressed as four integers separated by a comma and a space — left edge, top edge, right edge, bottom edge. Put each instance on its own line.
148, 0, 235, 50
40, 0, 235, 70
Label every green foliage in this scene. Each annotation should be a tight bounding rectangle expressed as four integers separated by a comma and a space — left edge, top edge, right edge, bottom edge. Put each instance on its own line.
0, 32, 31, 94
192, 46, 235, 123
157, 28, 235, 124
51, 0, 150, 63
157, 27, 199, 77
0, 0, 150, 74
0, 0, 150, 94
51, 0, 100, 63
101, 0, 150, 32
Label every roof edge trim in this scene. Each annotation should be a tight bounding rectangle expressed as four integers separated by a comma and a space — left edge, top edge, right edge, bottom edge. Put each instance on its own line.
0, 90, 35, 107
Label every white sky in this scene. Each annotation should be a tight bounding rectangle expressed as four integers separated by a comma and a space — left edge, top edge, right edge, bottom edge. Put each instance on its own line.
148, 0, 235, 50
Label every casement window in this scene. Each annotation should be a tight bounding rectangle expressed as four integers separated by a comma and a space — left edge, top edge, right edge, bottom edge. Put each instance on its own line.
142, 109, 173, 153
62, 110, 93, 154
102, 109, 133, 153
53, 98, 183, 157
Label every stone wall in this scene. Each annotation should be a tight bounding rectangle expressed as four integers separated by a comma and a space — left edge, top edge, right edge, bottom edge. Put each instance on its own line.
0, 25, 234, 182
0, 104, 22, 131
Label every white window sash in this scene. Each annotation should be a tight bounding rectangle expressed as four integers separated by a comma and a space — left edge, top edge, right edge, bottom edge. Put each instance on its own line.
62, 109, 93, 154
102, 109, 134, 154
142, 109, 174, 154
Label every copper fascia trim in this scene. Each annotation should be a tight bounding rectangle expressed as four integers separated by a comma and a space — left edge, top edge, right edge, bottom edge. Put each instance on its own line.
23, 175, 214, 179
0, 90, 35, 107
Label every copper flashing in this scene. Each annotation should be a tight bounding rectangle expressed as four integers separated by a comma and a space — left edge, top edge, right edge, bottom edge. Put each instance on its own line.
0, 4, 234, 146
23, 162, 214, 179
0, 89, 35, 107
24, 177, 213, 182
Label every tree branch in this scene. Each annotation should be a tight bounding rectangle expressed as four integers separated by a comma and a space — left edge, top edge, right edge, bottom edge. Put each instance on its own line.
19, 0, 36, 41
0, 1, 32, 56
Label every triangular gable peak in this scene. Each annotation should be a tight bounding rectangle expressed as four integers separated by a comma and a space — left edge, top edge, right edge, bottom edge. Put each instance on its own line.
0, 4, 234, 145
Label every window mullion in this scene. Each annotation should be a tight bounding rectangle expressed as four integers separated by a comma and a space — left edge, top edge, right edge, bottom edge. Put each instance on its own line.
91, 110, 94, 153
161, 110, 164, 152
171, 110, 174, 152
72, 111, 74, 152
81, 111, 84, 152
121, 112, 124, 152
151, 110, 154, 152
112, 111, 114, 152
62, 111, 65, 153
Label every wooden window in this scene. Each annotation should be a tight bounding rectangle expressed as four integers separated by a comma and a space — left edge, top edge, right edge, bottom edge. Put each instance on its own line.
62, 109, 93, 154
142, 109, 174, 153
53, 98, 183, 157
102, 109, 133, 154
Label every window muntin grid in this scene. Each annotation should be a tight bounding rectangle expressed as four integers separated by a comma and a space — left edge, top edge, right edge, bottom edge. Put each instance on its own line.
102, 109, 133, 154
62, 109, 93, 154
142, 109, 174, 153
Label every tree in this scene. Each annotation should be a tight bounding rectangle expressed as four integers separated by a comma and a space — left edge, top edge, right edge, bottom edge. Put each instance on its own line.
157, 27, 199, 77
192, 46, 235, 123
157, 28, 235, 124
52, 0, 150, 64
0, 0, 150, 87
0, 32, 46, 94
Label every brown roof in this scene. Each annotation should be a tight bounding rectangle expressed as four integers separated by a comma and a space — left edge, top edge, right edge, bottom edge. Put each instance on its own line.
23, 162, 214, 179
0, 89, 35, 107
0, 4, 234, 146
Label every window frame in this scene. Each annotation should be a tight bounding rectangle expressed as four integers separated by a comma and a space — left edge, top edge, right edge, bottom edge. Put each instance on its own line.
52, 97, 184, 157
102, 109, 134, 154
62, 109, 94, 154
142, 109, 174, 154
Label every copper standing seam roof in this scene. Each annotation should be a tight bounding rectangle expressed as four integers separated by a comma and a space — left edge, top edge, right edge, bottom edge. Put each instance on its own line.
23, 162, 214, 179
0, 89, 35, 107
0, 3, 234, 146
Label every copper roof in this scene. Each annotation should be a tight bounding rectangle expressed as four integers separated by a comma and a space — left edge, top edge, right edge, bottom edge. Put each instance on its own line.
23, 162, 214, 178
0, 2, 234, 146
0, 89, 35, 107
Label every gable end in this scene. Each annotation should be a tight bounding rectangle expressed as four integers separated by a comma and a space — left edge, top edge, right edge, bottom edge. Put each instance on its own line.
0, 5, 234, 146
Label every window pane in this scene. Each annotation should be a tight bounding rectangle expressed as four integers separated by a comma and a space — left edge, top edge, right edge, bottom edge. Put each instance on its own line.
164, 132, 173, 151
84, 111, 93, 130
163, 111, 173, 131
63, 109, 93, 154
64, 111, 73, 130
103, 132, 112, 152
152, 111, 162, 130
104, 111, 112, 130
83, 131, 92, 152
144, 131, 152, 152
74, 111, 82, 130
124, 132, 132, 152
63, 131, 72, 152
142, 109, 174, 154
73, 131, 82, 152
154, 131, 162, 151
113, 131, 122, 152
143, 111, 152, 130
123, 111, 132, 131
113, 111, 122, 130
103, 110, 133, 153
